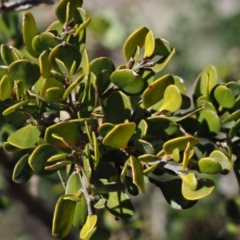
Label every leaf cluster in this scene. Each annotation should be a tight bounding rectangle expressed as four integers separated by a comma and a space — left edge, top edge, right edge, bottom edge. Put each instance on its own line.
0, 0, 240, 239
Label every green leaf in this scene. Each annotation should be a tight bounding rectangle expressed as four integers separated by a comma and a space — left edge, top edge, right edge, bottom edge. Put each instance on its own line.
0, 75, 12, 101
154, 179, 197, 210
55, 0, 83, 24
198, 109, 221, 136
52, 195, 76, 238
77, 73, 97, 118
198, 157, 222, 174
9, 60, 40, 89
32, 32, 62, 54
159, 85, 182, 112
182, 178, 214, 200
90, 57, 115, 95
179, 173, 198, 191
12, 154, 33, 184
105, 191, 135, 218
80, 215, 98, 239
110, 69, 144, 95
134, 139, 155, 155
98, 123, 115, 138
142, 74, 174, 108
105, 91, 131, 124
7, 125, 40, 149
214, 85, 235, 109
102, 122, 136, 149
229, 119, 240, 138
193, 65, 217, 101
221, 109, 240, 123
65, 173, 88, 228
210, 150, 231, 174
92, 131, 100, 167
130, 156, 145, 194
80, 48, 90, 75
94, 198, 107, 209
1, 44, 22, 65
138, 154, 159, 163
163, 136, 198, 155
49, 42, 81, 74
22, 12, 39, 58
144, 31, 155, 58
45, 122, 81, 148
2, 100, 29, 116
152, 47, 175, 73
39, 51, 51, 78
63, 73, 85, 100
28, 143, 63, 174
40, 77, 65, 102
92, 179, 125, 194
146, 116, 179, 137
123, 26, 149, 62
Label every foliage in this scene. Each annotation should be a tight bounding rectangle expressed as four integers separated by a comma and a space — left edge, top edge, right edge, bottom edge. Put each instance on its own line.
0, 0, 240, 239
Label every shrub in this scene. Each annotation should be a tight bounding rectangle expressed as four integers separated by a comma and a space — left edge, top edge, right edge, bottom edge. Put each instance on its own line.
0, 0, 239, 239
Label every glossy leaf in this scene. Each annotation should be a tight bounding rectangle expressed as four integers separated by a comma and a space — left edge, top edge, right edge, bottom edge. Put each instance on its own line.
221, 109, 240, 123
90, 57, 115, 95
152, 47, 175, 73
105, 91, 131, 124
123, 26, 149, 62
146, 116, 179, 137
142, 74, 175, 109
0, 75, 12, 101
22, 12, 39, 57
94, 198, 107, 209
12, 154, 33, 184
41, 77, 65, 102
144, 31, 155, 58
159, 85, 182, 112
154, 179, 197, 210
9, 60, 40, 89
198, 109, 221, 136
28, 143, 63, 174
39, 51, 51, 78
182, 178, 215, 200
7, 125, 40, 149
45, 122, 81, 148
134, 139, 155, 155
163, 136, 198, 155
56, 0, 83, 23
65, 173, 88, 228
80, 215, 98, 239
92, 179, 125, 194
52, 195, 76, 238
105, 191, 135, 218
103, 122, 136, 149
214, 85, 235, 108
210, 150, 231, 174
229, 119, 240, 138
198, 157, 222, 174
110, 69, 144, 95
130, 156, 145, 194
179, 173, 197, 191
193, 65, 217, 101
1, 44, 22, 65
32, 32, 62, 53
49, 42, 81, 74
